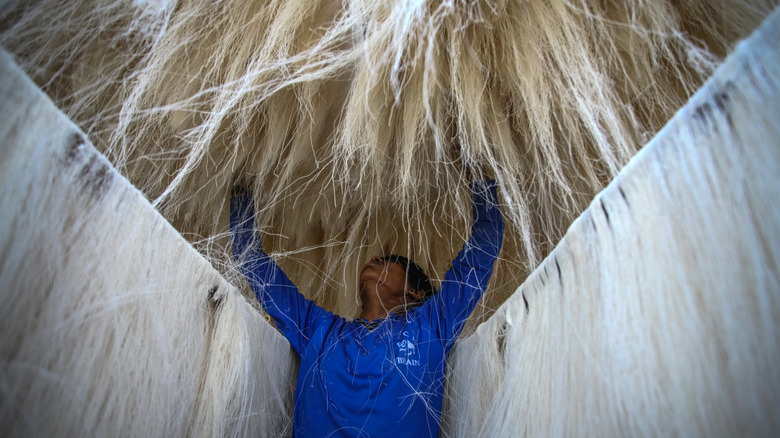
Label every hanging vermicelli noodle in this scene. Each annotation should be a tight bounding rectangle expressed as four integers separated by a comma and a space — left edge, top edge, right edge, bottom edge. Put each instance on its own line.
444, 10, 780, 436
0, 50, 295, 436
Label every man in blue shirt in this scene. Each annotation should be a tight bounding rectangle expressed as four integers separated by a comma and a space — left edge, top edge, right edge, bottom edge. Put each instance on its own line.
230, 180, 504, 437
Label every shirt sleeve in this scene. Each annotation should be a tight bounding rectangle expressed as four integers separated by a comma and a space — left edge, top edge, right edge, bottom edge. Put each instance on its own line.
425, 180, 505, 352
230, 192, 335, 355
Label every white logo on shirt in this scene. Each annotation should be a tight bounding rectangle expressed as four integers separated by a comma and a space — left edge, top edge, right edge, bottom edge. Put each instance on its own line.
396, 334, 420, 366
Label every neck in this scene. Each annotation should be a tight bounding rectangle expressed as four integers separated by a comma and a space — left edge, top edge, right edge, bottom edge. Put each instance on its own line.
359, 279, 404, 321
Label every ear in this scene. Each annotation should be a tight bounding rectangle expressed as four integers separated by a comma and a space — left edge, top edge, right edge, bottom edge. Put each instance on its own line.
407, 288, 424, 300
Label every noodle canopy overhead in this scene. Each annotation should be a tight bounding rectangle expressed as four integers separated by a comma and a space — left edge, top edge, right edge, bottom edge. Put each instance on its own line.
0, 0, 774, 320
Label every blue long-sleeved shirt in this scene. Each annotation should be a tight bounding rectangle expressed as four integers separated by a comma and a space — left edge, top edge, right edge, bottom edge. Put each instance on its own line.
230, 181, 504, 437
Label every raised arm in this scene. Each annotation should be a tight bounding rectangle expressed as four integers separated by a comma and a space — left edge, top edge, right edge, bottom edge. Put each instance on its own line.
230, 189, 334, 354
429, 179, 505, 349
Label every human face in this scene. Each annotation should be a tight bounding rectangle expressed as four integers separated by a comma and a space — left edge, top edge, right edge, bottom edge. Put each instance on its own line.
359, 256, 411, 299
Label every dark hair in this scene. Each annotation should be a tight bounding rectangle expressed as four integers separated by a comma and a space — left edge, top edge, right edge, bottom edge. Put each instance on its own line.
381, 255, 437, 301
